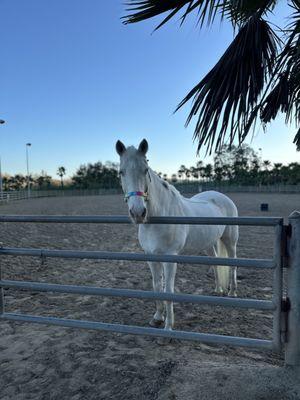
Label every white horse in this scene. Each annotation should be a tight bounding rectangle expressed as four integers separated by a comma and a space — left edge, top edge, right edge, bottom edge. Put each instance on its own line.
116, 139, 239, 331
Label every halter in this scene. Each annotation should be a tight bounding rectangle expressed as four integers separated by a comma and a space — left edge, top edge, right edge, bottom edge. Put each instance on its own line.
124, 191, 148, 202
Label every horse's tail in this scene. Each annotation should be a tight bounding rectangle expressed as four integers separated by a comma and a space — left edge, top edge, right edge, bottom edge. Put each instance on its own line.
215, 240, 230, 293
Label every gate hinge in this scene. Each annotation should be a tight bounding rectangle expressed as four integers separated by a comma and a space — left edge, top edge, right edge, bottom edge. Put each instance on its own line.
280, 297, 291, 343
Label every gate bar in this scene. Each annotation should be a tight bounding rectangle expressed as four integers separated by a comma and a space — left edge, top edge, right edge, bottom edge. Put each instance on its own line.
0, 215, 284, 226
0, 312, 274, 350
0, 279, 275, 310
0, 247, 275, 269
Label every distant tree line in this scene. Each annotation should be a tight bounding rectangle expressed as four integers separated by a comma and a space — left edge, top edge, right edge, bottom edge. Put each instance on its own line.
2, 146, 300, 191
2, 162, 120, 191
71, 161, 119, 189
169, 145, 300, 186
2, 171, 53, 191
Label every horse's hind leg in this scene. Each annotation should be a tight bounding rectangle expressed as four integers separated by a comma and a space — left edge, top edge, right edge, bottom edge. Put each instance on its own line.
163, 262, 177, 330
226, 244, 237, 297
148, 262, 164, 327
222, 226, 238, 297
206, 246, 223, 295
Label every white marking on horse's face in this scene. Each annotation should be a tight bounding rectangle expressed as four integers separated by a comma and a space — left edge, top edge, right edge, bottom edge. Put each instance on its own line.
116, 139, 149, 224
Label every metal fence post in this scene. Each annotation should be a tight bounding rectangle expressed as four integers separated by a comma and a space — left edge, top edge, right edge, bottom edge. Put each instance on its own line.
0, 246, 3, 315
285, 211, 300, 366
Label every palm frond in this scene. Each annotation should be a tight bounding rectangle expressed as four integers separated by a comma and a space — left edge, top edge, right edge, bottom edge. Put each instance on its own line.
294, 128, 300, 151
176, 15, 278, 153
260, 73, 289, 124
224, 0, 278, 25
123, 0, 224, 29
259, 1, 300, 138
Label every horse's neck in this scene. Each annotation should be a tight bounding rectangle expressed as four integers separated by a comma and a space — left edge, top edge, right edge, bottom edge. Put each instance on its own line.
147, 169, 183, 217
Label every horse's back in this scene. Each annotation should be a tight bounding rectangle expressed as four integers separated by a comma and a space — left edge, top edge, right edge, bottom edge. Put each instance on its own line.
189, 190, 238, 217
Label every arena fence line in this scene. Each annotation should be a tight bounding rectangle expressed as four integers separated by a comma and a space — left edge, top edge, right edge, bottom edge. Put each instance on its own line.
0, 183, 300, 204
0, 188, 122, 202
0, 213, 299, 367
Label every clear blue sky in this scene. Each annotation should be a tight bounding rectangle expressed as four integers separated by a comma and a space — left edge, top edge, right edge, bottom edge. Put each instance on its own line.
0, 0, 298, 178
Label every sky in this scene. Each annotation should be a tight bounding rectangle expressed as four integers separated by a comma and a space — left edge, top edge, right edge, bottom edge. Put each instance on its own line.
0, 0, 298, 178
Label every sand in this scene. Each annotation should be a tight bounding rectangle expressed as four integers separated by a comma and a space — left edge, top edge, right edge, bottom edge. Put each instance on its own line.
0, 192, 300, 400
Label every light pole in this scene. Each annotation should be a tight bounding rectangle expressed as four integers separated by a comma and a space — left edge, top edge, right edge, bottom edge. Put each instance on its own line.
26, 143, 31, 198
0, 120, 5, 200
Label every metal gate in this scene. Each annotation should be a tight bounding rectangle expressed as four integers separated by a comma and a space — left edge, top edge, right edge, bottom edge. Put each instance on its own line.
0, 214, 295, 361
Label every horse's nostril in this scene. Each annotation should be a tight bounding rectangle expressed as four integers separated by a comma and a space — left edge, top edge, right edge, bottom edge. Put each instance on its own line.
142, 208, 147, 218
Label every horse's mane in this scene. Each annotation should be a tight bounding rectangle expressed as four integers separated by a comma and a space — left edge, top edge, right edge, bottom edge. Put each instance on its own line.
151, 169, 181, 198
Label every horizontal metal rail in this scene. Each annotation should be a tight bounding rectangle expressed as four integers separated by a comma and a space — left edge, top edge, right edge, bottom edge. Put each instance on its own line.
0, 247, 275, 269
0, 312, 274, 349
0, 215, 284, 226
0, 280, 275, 310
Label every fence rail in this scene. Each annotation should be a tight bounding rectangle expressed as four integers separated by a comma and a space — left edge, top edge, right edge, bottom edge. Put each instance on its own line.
176, 183, 300, 194
0, 214, 283, 226
0, 247, 275, 268
0, 183, 300, 204
0, 279, 275, 310
0, 188, 122, 203
0, 313, 274, 349
0, 214, 285, 353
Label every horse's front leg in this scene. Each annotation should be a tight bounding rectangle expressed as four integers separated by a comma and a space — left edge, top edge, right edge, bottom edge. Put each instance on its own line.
148, 262, 165, 327
163, 262, 177, 330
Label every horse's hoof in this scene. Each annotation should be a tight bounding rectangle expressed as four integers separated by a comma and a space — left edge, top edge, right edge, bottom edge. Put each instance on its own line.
149, 318, 164, 328
156, 336, 174, 345
215, 290, 224, 296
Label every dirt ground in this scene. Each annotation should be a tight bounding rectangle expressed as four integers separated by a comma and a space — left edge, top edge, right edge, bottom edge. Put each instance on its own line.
0, 192, 300, 400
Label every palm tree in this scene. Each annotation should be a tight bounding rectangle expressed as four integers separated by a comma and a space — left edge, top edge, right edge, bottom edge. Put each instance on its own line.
185, 168, 191, 181
171, 173, 178, 183
189, 166, 198, 180
203, 164, 213, 182
178, 165, 186, 180
2, 176, 9, 191
123, 1, 300, 153
36, 175, 45, 189
263, 160, 272, 171
196, 160, 204, 180
273, 162, 283, 183
57, 166, 66, 188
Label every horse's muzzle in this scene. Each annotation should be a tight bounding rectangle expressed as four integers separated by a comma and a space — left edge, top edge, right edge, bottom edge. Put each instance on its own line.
129, 207, 147, 224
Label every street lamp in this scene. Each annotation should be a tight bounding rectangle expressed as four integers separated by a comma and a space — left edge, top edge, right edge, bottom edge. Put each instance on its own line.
0, 120, 5, 199
26, 143, 32, 198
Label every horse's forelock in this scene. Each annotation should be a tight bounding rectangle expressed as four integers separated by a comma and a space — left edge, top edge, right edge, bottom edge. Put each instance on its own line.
121, 146, 148, 168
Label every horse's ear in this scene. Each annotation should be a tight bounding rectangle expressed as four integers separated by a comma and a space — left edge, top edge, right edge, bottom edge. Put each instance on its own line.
138, 139, 148, 155
116, 140, 126, 156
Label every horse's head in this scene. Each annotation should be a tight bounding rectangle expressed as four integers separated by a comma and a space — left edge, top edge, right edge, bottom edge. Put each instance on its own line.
116, 139, 150, 224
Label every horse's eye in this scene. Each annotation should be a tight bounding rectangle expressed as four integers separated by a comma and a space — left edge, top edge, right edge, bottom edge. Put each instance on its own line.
144, 168, 149, 175
119, 170, 124, 176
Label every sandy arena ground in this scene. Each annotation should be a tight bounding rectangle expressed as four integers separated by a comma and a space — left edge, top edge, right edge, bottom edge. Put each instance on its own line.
0, 192, 300, 400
